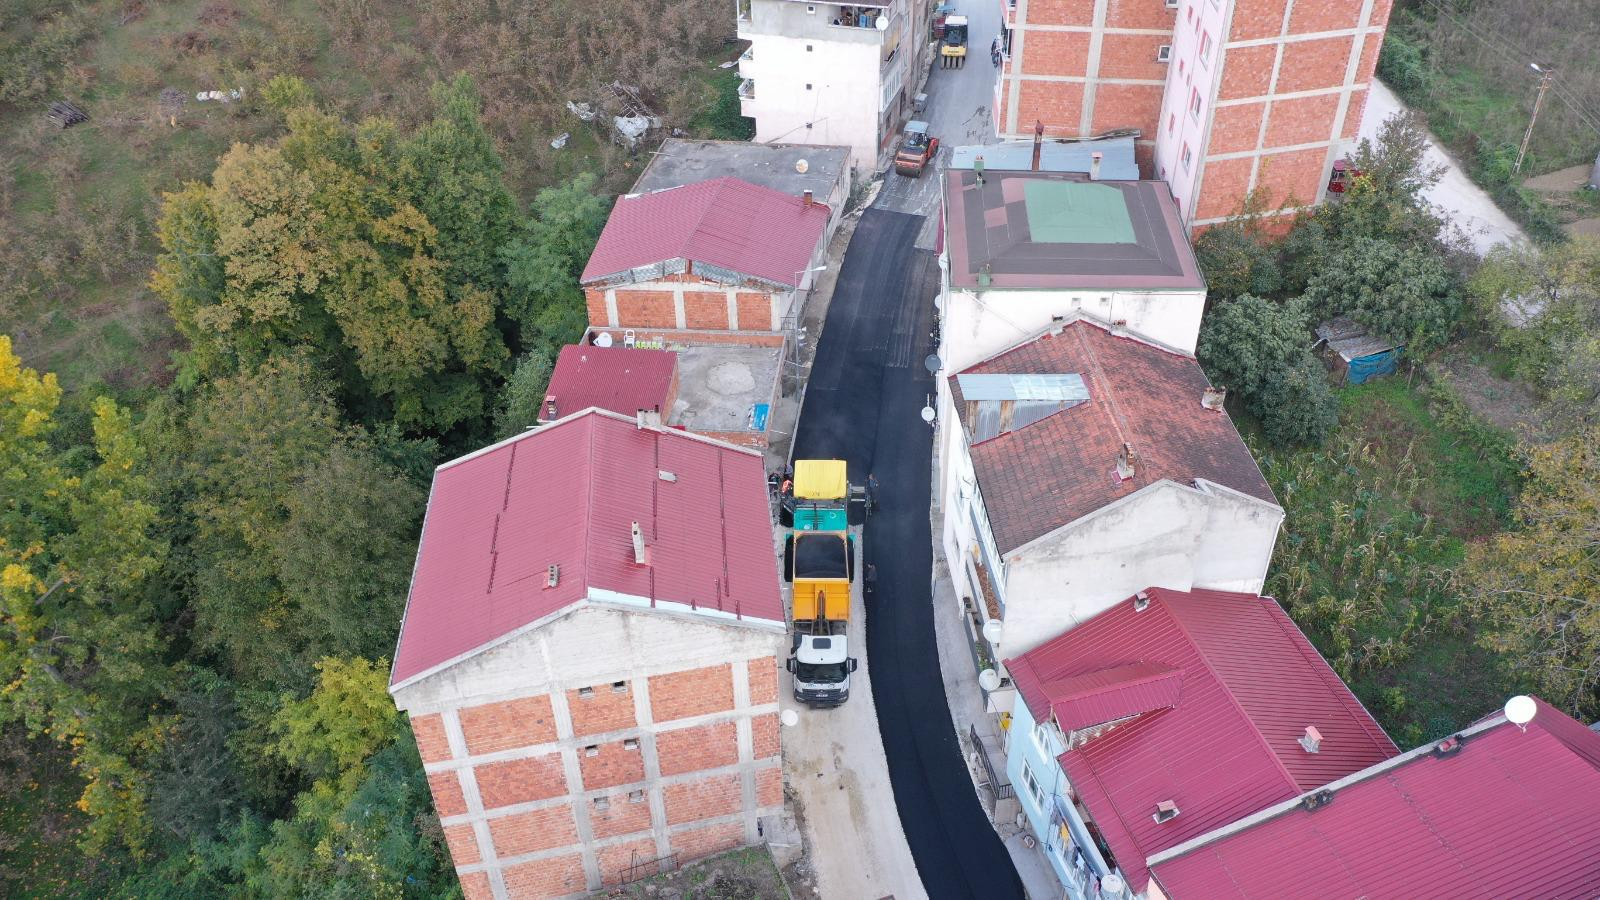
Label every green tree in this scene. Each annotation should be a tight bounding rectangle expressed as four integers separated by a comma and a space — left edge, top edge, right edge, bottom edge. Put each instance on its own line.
494, 347, 555, 438
1198, 295, 1338, 446
501, 173, 610, 354
1302, 237, 1461, 352
1194, 222, 1282, 300
1470, 429, 1600, 719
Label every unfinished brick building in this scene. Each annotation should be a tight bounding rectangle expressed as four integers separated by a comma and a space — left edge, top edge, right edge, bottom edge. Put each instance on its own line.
997, 0, 1393, 229
389, 409, 787, 899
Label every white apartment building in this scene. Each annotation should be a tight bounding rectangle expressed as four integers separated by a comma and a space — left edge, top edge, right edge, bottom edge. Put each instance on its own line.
736, 0, 931, 172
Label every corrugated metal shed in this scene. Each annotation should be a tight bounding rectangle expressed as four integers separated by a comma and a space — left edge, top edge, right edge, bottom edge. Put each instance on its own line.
1315, 316, 1396, 362
1151, 698, 1600, 899
1004, 588, 1397, 891
390, 409, 783, 687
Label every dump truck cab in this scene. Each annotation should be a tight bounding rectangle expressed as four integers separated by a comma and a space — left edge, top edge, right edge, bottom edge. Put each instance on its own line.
790, 633, 857, 707
941, 15, 969, 67
894, 121, 940, 177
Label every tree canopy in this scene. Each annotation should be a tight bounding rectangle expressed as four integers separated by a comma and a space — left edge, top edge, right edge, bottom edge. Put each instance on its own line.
1197, 295, 1338, 446
1302, 237, 1461, 352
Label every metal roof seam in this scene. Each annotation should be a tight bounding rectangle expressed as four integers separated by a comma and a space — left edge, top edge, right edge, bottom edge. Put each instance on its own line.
387, 474, 441, 689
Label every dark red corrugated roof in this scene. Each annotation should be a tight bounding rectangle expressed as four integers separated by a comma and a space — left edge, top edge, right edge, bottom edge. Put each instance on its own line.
1150, 698, 1600, 899
1005, 588, 1396, 891
544, 345, 676, 420
1040, 661, 1184, 732
580, 176, 829, 287
391, 409, 783, 687
949, 320, 1276, 554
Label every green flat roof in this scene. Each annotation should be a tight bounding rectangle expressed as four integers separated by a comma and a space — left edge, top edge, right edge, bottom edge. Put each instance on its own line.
1023, 181, 1136, 244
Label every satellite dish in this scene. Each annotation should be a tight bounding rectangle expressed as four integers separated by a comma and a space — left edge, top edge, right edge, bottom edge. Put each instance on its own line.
978, 669, 1002, 692
795, 158, 810, 174
924, 354, 942, 375
781, 709, 799, 727
1504, 695, 1537, 728
876, 16, 889, 31
982, 619, 1004, 643
1101, 874, 1126, 895
921, 406, 936, 423
594, 332, 614, 348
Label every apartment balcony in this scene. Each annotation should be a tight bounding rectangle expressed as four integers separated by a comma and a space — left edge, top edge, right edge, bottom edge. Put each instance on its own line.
738, 78, 756, 102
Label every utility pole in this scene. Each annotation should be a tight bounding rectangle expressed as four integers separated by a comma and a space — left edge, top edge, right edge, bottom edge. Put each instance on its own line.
1515, 63, 1553, 175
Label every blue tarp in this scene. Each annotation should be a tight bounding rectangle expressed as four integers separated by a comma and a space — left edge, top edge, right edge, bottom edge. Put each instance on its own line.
1346, 348, 1401, 384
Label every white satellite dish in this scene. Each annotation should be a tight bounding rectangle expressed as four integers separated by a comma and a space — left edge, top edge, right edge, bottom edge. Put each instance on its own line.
795, 158, 810, 174
921, 406, 936, 423
780, 709, 800, 727
876, 16, 889, 31
982, 619, 1004, 643
1504, 695, 1536, 729
978, 668, 1002, 692
594, 332, 614, 348
1101, 874, 1126, 895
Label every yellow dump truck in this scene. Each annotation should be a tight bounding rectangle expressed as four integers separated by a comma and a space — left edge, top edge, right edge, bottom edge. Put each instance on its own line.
784, 460, 858, 707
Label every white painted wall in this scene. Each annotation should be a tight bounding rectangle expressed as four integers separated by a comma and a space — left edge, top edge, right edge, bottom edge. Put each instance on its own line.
392, 602, 784, 714
1154, 0, 1229, 223
939, 283, 1207, 372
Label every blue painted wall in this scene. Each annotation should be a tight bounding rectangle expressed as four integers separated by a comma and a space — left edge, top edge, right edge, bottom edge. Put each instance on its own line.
1005, 702, 1113, 897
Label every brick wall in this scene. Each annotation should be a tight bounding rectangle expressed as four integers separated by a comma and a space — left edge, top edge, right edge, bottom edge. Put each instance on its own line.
747, 656, 778, 705
735, 292, 772, 331
597, 838, 659, 886
567, 682, 637, 737
585, 288, 609, 328
585, 327, 785, 349
587, 790, 653, 839
502, 854, 587, 899
663, 773, 744, 826
410, 712, 451, 763
476, 754, 567, 810
656, 721, 739, 776
669, 821, 746, 863
649, 664, 735, 723
756, 766, 784, 808
751, 713, 781, 761
684, 291, 730, 329
460, 871, 494, 900
578, 739, 646, 790
460, 696, 557, 755
490, 805, 579, 857
429, 770, 468, 817
615, 290, 677, 329
444, 823, 482, 865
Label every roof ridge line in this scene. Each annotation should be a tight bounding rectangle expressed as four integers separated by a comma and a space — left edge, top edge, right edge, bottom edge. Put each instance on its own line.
1074, 324, 1133, 451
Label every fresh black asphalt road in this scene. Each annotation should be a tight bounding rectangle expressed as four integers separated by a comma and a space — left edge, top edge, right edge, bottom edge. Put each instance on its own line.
792, 208, 1025, 900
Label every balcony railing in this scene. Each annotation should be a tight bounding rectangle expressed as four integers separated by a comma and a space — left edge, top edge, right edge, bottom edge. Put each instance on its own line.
970, 724, 1015, 801
738, 78, 755, 101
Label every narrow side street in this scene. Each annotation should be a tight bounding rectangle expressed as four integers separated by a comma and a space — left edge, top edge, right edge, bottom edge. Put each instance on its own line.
791, 207, 1023, 900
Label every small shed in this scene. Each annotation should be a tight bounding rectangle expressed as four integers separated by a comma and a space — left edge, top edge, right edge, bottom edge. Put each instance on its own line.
1315, 317, 1401, 385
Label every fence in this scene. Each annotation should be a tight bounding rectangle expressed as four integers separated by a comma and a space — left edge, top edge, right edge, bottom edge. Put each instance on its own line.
969, 723, 1015, 800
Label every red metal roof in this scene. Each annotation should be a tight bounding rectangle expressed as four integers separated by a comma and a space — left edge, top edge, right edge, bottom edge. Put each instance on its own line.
1150, 698, 1600, 899
1040, 661, 1184, 733
949, 321, 1277, 554
391, 409, 783, 687
544, 345, 677, 421
1005, 588, 1396, 891
580, 176, 829, 288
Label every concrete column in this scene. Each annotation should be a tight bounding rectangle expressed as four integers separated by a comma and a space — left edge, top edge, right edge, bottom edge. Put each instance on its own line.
731, 657, 760, 844
631, 676, 672, 859
1080, 0, 1109, 136
447, 710, 507, 900
548, 687, 602, 890
726, 287, 740, 331
604, 289, 619, 327
673, 285, 687, 330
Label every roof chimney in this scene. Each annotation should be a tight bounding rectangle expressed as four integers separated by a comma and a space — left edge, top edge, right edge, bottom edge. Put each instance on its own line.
1111, 318, 1128, 336
636, 409, 662, 429
1115, 442, 1137, 481
631, 521, 648, 565
974, 155, 985, 185
802, 189, 814, 207
546, 564, 560, 588
1090, 151, 1103, 181
1299, 726, 1323, 753
1032, 120, 1044, 172
544, 394, 558, 420
1134, 590, 1151, 612
1153, 800, 1180, 824
1201, 385, 1227, 411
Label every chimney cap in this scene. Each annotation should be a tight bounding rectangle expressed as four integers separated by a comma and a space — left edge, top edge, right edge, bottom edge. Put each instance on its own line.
1201, 385, 1227, 410
1153, 800, 1180, 823
1299, 725, 1324, 753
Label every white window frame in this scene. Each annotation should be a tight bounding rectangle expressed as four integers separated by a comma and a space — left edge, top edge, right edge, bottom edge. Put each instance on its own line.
1157, 44, 1172, 63
1200, 31, 1213, 66
1023, 765, 1048, 808
1182, 143, 1193, 172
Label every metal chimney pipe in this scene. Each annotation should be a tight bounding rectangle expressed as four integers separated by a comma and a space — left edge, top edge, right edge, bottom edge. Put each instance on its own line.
1032, 120, 1044, 172
1091, 151, 1103, 181
802, 189, 814, 207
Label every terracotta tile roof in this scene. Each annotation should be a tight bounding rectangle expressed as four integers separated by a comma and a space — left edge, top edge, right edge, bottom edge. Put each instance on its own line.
391, 409, 783, 687
581, 176, 829, 288
950, 320, 1276, 554
1151, 697, 1600, 899
1005, 588, 1397, 891
543, 345, 676, 420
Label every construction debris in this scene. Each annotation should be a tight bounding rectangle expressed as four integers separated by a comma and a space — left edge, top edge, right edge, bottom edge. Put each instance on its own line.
47, 101, 90, 128
566, 101, 597, 122
550, 132, 570, 150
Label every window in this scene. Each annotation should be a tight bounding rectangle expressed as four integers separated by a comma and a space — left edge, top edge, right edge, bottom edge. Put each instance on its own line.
1189, 87, 1202, 119
612, 680, 628, 693
1033, 721, 1053, 753
623, 738, 640, 751
1023, 765, 1047, 808
1157, 44, 1172, 63
583, 744, 599, 757
578, 686, 594, 699
1168, 112, 1175, 134
1181, 143, 1193, 171
1200, 31, 1213, 65
806, 83, 813, 90
593, 796, 610, 811
628, 789, 646, 803
1165, 0, 1179, 8
1185, 4, 1193, 22
806, 44, 813, 52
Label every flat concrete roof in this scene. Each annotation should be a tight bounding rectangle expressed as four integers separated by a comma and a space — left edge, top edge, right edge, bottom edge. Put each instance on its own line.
949, 136, 1140, 180
634, 139, 849, 201
670, 344, 783, 435
943, 170, 1205, 292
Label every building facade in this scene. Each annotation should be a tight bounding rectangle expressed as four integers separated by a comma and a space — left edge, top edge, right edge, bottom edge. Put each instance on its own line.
736, 0, 930, 172
997, 0, 1392, 229
390, 411, 787, 898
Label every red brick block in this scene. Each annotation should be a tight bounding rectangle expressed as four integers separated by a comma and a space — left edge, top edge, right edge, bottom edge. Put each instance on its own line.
1208, 101, 1267, 155
664, 773, 743, 826
671, 821, 746, 863
1103, 0, 1176, 30
1255, 146, 1329, 209
410, 713, 452, 764
1356, 31, 1383, 84
1343, 89, 1368, 140
1264, 92, 1341, 148
460, 870, 494, 900
490, 804, 579, 857
586, 288, 610, 328
459, 696, 557, 756
751, 712, 781, 761
756, 766, 784, 809
1017, 81, 1084, 136
1371, 0, 1395, 27
1020, 30, 1090, 78
649, 664, 735, 723
428, 770, 468, 818
579, 740, 646, 791
1276, 36, 1357, 94
476, 754, 568, 810
598, 838, 660, 886
1194, 157, 1255, 220
1097, 32, 1170, 82
443, 823, 482, 866
747, 656, 779, 705
1025, 0, 1093, 27
1090, 83, 1163, 136
1229, 0, 1290, 42
616, 289, 677, 329
683, 291, 729, 330
568, 683, 637, 738
503, 854, 587, 899
589, 790, 654, 839
1289, 0, 1362, 33
1218, 44, 1277, 101
656, 721, 739, 776
735, 292, 773, 331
